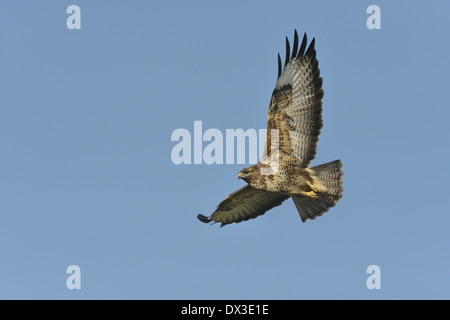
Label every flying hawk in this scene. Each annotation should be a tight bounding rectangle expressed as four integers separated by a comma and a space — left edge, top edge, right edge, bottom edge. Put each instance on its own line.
198, 30, 344, 227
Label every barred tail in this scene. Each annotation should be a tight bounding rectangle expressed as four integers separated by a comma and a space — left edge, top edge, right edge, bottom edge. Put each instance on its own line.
292, 160, 344, 222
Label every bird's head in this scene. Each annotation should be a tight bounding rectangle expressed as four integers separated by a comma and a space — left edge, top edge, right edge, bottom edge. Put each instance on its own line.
238, 166, 258, 183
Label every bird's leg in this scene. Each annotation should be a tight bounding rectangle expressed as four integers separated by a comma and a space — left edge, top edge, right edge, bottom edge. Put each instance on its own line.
304, 190, 319, 198
304, 185, 321, 198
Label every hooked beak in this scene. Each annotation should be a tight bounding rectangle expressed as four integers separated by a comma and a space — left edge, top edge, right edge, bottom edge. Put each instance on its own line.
238, 172, 243, 180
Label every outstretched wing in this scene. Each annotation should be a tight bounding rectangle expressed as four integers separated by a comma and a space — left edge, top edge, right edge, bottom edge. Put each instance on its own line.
197, 185, 289, 227
262, 30, 324, 168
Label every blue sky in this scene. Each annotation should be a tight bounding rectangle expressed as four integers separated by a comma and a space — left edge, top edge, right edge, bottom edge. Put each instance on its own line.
0, 1, 449, 299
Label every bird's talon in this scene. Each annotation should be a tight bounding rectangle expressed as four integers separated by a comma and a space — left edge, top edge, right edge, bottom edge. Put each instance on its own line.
305, 190, 319, 198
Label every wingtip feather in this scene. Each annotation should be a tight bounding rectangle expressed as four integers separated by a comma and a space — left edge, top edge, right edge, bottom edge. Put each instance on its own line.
277, 53, 282, 78
291, 29, 299, 60
197, 214, 211, 224
284, 36, 290, 68
305, 37, 316, 57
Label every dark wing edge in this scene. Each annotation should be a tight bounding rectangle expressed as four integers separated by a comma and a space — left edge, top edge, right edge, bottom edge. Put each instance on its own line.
277, 30, 316, 80
197, 185, 289, 227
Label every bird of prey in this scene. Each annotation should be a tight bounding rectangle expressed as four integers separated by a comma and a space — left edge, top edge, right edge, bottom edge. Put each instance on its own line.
197, 30, 344, 227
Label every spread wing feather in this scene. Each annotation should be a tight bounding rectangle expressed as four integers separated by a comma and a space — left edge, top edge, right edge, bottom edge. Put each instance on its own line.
263, 31, 324, 168
197, 185, 289, 227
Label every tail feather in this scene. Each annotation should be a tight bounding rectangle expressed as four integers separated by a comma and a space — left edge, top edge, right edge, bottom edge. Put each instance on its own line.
292, 160, 344, 222
311, 159, 344, 197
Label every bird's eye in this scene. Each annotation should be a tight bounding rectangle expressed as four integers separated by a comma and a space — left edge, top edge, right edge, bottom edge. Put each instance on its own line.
243, 170, 249, 174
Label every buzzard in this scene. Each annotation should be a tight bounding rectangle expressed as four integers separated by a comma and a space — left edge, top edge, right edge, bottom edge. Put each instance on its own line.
198, 30, 344, 227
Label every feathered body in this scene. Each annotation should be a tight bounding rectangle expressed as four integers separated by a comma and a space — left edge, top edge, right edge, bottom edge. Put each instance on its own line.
239, 163, 316, 195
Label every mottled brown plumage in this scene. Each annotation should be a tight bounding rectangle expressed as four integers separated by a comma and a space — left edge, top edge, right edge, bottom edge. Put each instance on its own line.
198, 30, 344, 227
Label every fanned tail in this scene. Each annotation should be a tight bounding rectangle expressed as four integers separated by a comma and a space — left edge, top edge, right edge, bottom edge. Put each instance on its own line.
292, 160, 344, 222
